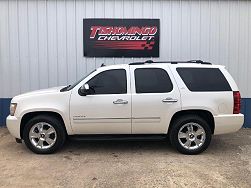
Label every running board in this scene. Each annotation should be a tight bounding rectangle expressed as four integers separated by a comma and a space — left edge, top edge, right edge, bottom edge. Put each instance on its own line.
69, 134, 167, 141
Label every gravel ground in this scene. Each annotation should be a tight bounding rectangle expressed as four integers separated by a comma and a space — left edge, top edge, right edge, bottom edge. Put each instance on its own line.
0, 127, 250, 188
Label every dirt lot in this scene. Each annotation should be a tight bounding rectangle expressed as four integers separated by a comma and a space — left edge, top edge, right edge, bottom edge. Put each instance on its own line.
0, 128, 250, 188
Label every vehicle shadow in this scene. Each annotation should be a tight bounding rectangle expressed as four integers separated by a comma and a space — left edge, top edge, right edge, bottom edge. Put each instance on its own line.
62, 139, 175, 154
59, 133, 245, 156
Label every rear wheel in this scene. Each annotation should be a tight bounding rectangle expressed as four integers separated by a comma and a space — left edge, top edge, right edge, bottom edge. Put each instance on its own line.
23, 115, 66, 154
169, 115, 211, 155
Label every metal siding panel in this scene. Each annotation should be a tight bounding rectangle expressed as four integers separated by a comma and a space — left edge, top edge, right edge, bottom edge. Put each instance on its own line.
238, 1, 249, 97
248, 1, 251, 97
94, 0, 106, 68
113, 0, 125, 65
76, 0, 87, 79
18, 0, 31, 93
218, 0, 230, 67
47, 0, 58, 87
162, 0, 172, 60
209, 0, 220, 64
141, 0, 152, 66
132, 0, 145, 64
152, 0, 161, 62
180, 0, 191, 60
104, 0, 117, 66
85, 0, 96, 74
190, 0, 200, 59
8, 0, 21, 96
228, 1, 239, 87
37, 0, 49, 89
27, 0, 40, 90
0, 1, 10, 98
200, 0, 210, 62
171, 0, 182, 60
0, 0, 250, 98
65, 0, 78, 83
56, 0, 68, 86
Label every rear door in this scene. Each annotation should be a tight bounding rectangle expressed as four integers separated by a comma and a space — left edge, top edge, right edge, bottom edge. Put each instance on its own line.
130, 64, 181, 134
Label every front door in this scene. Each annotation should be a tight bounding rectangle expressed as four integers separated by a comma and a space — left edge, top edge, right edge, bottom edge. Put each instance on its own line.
70, 66, 131, 134
130, 64, 181, 134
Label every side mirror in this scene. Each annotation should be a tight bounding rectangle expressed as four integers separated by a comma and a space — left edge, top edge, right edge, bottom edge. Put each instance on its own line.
83, 83, 89, 90
79, 84, 90, 96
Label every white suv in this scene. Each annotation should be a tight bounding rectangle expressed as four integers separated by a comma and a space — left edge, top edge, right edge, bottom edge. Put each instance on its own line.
6, 60, 244, 154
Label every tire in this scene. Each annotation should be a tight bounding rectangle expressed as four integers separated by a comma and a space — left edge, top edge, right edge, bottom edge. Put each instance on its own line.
169, 115, 211, 155
23, 115, 66, 154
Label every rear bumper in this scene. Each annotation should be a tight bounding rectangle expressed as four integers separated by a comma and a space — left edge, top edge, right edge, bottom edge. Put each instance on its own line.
214, 114, 244, 135
6, 115, 21, 139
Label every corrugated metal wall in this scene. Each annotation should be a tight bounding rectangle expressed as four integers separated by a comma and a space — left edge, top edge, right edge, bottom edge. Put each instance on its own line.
0, 0, 251, 98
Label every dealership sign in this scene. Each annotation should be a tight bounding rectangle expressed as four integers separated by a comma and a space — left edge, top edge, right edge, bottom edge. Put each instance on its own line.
83, 19, 160, 57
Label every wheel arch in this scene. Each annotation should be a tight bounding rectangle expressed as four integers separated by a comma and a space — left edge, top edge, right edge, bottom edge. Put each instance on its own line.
20, 111, 68, 139
168, 109, 215, 134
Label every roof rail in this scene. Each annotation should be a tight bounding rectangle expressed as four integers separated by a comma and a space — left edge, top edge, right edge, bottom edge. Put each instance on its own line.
129, 60, 212, 65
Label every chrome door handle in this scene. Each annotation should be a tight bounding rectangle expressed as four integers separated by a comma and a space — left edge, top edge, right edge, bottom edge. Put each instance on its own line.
162, 98, 178, 103
113, 99, 128, 104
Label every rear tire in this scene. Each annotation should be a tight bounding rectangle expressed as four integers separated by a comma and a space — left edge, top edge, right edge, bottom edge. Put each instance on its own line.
23, 115, 66, 154
169, 115, 211, 155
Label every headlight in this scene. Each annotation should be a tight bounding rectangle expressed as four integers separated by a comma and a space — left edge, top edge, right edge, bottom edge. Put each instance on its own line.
10, 103, 17, 116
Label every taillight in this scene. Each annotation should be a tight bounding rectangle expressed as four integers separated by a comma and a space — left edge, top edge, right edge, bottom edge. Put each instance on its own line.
233, 91, 241, 114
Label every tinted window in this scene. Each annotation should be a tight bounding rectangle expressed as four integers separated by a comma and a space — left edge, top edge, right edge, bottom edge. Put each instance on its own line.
87, 69, 127, 94
177, 68, 231, 91
135, 68, 173, 93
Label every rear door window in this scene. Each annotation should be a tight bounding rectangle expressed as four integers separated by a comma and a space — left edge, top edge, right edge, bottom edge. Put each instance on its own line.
135, 68, 173, 93
176, 68, 232, 91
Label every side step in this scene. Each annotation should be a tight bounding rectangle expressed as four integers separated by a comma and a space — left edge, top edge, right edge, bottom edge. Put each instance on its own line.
69, 134, 167, 141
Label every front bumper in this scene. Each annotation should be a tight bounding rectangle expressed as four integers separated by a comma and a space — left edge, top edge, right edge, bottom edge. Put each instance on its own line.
6, 115, 21, 139
214, 114, 244, 135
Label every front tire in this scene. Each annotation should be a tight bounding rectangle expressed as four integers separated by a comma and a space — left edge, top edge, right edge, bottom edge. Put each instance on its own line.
169, 115, 212, 155
23, 115, 66, 154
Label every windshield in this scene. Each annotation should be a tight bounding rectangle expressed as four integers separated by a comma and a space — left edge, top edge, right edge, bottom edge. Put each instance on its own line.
61, 70, 96, 91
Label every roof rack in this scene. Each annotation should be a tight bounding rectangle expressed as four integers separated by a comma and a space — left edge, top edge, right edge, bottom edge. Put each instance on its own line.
129, 60, 212, 65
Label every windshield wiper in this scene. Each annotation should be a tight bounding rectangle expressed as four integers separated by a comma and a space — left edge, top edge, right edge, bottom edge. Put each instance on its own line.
60, 85, 71, 92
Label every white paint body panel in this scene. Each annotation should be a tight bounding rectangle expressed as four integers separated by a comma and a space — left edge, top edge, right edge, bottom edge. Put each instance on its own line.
6, 63, 244, 139
7, 87, 73, 138
70, 65, 132, 134
214, 114, 244, 135
129, 64, 181, 134
169, 64, 236, 115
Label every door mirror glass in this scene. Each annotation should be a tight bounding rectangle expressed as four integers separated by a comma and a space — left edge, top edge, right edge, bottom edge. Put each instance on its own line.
84, 83, 89, 90
79, 84, 90, 96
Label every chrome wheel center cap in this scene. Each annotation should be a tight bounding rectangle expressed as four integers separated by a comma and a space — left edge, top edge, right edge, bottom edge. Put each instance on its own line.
40, 133, 45, 138
189, 133, 195, 140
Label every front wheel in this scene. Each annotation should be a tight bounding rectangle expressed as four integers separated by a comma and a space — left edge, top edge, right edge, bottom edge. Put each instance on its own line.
23, 115, 66, 154
169, 115, 212, 155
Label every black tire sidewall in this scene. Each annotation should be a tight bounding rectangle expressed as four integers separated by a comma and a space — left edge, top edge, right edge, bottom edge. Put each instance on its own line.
23, 115, 66, 154
169, 115, 212, 155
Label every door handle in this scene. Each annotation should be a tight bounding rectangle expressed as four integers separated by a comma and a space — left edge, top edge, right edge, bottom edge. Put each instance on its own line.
162, 97, 178, 103
113, 99, 128, 104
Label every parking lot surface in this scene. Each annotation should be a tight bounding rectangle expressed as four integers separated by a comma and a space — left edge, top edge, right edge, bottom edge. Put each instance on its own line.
0, 127, 250, 188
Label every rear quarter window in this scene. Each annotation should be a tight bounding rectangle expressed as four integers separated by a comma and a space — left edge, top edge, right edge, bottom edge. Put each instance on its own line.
176, 68, 232, 92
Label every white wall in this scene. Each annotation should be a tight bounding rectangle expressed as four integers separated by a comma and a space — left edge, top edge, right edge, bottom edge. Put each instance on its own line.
0, 0, 251, 98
